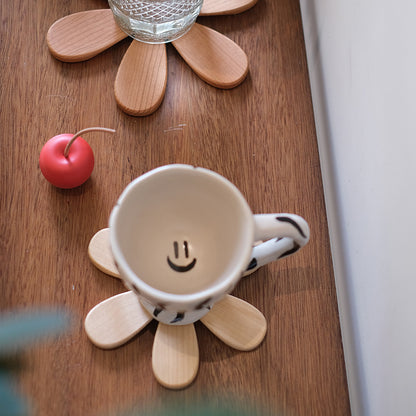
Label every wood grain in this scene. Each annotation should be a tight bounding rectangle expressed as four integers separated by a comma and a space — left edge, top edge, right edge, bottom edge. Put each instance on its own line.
88, 228, 120, 278
152, 323, 199, 389
200, 294, 267, 351
47, 9, 127, 62
0, 0, 351, 414
172, 23, 248, 89
84, 291, 152, 349
114, 41, 168, 116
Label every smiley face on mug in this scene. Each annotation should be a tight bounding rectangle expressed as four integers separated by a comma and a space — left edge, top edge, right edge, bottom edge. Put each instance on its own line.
167, 240, 197, 272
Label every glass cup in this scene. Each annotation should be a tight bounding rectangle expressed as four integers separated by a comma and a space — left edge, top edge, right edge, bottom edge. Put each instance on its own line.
108, 0, 203, 43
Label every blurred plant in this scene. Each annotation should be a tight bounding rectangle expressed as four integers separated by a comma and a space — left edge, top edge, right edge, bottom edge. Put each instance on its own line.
0, 309, 71, 416
117, 397, 271, 416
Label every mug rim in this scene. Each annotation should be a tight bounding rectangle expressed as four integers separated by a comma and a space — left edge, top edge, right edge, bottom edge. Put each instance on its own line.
109, 164, 254, 310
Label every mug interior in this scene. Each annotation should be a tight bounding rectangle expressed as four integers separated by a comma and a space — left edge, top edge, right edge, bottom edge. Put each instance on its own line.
110, 166, 253, 297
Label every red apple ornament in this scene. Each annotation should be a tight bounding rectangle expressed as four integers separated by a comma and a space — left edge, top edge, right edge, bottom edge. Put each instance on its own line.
39, 127, 115, 189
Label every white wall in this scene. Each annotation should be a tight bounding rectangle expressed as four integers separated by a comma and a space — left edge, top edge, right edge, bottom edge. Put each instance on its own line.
299, 1, 416, 415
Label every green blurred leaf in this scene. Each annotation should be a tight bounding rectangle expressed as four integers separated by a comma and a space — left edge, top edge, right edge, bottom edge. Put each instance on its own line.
119, 397, 269, 416
0, 372, 28, 416
0, 309, 71, 355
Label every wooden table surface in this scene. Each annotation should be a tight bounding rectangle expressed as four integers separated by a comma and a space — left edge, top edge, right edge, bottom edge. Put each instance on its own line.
0, 1, 350, 415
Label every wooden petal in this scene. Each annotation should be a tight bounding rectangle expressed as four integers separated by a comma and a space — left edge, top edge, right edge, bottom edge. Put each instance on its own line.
200, 294, 266, 351
88, 228, 120, 279
114, 41, 167, 116
85, 291, 152, 349
152, 323, 199, 389
172, 23, 248, 89
200, 0, 258, 15
47, 9, 128, 62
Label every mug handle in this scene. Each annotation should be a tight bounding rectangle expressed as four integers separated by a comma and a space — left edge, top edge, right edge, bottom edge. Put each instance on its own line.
243, 213, 310, 276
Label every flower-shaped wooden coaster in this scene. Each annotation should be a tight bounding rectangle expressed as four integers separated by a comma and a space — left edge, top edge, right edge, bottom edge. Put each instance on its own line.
46, 0, 257, 116
85, 228, 267, 389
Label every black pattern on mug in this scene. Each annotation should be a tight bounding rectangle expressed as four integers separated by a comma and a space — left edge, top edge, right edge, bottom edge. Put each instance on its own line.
276, 215, 307, 239
279, 242, 301, 259
153, 304, 167, 317
170, 312, 185, 323
246, 257, 258, 271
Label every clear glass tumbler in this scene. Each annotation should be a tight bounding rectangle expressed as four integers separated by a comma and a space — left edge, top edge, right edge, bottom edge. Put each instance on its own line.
108, 0, 203, 44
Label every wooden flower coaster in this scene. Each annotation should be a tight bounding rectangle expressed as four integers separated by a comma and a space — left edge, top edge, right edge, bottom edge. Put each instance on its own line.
85, 228, 267, 389
46, 0, 257, 116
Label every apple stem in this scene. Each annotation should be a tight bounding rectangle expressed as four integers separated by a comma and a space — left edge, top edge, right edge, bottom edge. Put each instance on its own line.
64, 127, 116, 158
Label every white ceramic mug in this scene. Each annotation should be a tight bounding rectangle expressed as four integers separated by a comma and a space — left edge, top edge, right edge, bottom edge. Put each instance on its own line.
109, 165, 310, 325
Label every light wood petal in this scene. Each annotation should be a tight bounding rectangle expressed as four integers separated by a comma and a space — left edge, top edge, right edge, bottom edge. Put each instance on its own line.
85, 291, 152, 349
152, 323, 199, 389
47, 9, 128, 62
200, 0, 258, 15
114, 41, 167, 116
201, 294, 266, 351
172, 23, 248, 89
88, 228, 120, 279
